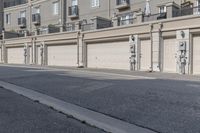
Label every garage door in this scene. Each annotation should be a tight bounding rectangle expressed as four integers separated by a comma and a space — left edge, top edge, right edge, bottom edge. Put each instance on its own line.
163, 38, 177, 73
193, 35, 200, 74
47, 44, 77, 66
36, 46, 41, 65
140, 39, 151, 71
87, 41, 130, 70
7, 47, 24, 64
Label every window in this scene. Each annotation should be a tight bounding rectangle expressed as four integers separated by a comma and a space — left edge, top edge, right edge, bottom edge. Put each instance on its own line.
159, 6, 166, 13
72, 0, 78, 6
53, 1, 59, 15
120, 14, 133, 25
19, 11, 26, 18
91, 0, 99, 8
6, 14, 11, 24
33, 7, 40, 14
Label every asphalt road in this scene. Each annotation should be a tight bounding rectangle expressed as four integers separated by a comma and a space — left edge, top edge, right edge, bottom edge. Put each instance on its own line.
0, 65, 200, 133
0, 86, 105, 133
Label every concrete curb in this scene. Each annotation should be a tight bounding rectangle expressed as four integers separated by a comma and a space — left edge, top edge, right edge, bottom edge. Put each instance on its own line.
0, 80, 156, 133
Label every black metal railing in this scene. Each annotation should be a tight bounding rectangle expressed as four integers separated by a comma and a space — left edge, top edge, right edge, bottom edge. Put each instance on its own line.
173, 6, 200, 17
69, 5, 79, 16
118, 18, 135, 26
97, 21, 112, 29
66, 24, 75, 32
4, 0, 28, 8
32, 13, 41, 24
81, 23, 94, 31
143, 12, 167, 22
116, 0, 129, 5
18, 17, 26, 26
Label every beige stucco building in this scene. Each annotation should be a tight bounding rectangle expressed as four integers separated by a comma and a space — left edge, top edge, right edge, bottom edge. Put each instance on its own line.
0, 0, 200, 75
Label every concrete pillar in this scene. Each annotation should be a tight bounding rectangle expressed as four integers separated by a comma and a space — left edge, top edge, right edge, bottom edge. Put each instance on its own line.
31, 37, 37, 64
151, 23, 162, 72
136, 12, 143, 24
77, 32, 84, 67
112, 17, 118, 27
166, 2, 180, 18
176, 29, 190, 74
24, 43, 29, 64
41, 41, 47, 66
75, 22, 81, 31
1, 31, 7, 63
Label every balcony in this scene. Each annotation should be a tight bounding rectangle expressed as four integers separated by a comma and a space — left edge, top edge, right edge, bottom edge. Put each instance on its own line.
18, 17, 26, 28
32, 13, 41, 25
68, 5, 79, 19
143, 13, 167, 22
173, 6, 200, 17
116, 0, 130, 10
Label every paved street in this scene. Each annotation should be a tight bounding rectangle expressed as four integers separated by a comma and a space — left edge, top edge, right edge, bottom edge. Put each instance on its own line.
0, 64, 200, 133
0, 86, 106, 133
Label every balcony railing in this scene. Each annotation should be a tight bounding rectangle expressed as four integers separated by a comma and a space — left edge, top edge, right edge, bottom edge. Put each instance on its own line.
32, 13, 41, 25
143, 12, 167, 22
4, 0, 28, 8
18, 17, 26, 28
81, 23, 95, 31
66, 24, 75, 32
69, 5, 79, 18
118, 18, 136, 26
173, 6, 200, 17
116, 0, 130, 9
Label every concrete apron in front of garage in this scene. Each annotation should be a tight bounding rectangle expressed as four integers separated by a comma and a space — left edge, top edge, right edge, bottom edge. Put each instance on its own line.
0, 80, 156, 133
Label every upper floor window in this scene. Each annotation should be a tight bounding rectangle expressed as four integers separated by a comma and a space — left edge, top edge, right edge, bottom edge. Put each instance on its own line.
72, 0, 78, 6
6, 14, 11, 24
33, 7, 40, 14
53, 1, 59, 15
91, 0, 99, 8
19, 11, 26, 18
159, 6, 166, 13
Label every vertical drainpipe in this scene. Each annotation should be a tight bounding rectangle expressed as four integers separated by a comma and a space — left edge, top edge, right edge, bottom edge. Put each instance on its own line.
60, 0, 63, 32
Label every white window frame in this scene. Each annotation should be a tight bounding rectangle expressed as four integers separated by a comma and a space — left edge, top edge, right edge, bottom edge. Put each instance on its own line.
33, 6, 40, 14
72, 0, 78, 6
6, 13, 11, 24
53, 1, 59, 15
91, 0, 100, 8
159, 6, 166, 13
19, 10, 26, 18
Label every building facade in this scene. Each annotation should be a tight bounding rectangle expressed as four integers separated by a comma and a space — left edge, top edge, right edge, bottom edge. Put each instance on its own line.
0, 0, 200, 75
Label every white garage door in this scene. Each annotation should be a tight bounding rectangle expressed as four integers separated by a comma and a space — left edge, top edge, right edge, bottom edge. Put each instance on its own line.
163, 38, 177, 73
7, 47, 24, 64
47, 44, 77, 66
87, 41, 130, 70
140, 39, 151, 71
36, 46, 41, 65
193, 35, 200, 75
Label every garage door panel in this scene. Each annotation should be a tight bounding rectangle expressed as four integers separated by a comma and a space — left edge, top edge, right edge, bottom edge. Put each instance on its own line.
47, 45, 77, 66
193, 35, 200, 74
163, 38, 177, 73
140, 39, 151, 71
87, 41, 130, 70
7, 47, 24, 64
